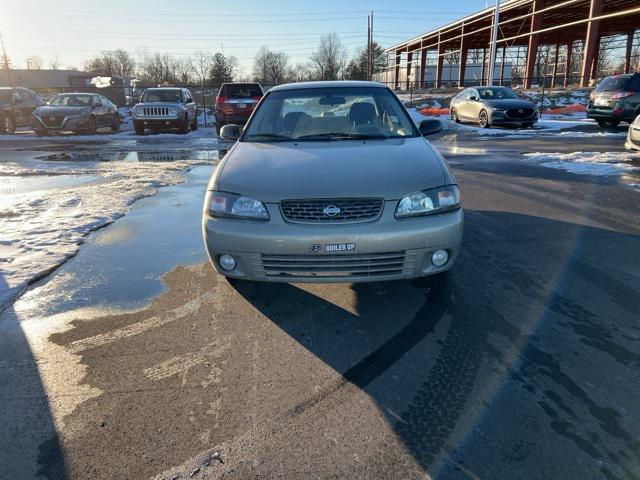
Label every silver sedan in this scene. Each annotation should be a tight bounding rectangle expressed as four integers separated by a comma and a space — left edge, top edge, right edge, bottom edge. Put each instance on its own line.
202, 81, 463, 283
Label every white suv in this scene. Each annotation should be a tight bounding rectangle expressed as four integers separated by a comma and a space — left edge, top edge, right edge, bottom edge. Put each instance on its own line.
132, 87, 197, 135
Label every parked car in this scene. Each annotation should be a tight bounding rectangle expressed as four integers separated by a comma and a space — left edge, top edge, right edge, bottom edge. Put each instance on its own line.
449, 86, 538, 128
132, 87, 197, 135
0, 87, 44, 134
625, 113, 640, 151
587, 73, 640, 127
203, 81, 463, 284
214, 82, 263, 134
32, 93, 120, 135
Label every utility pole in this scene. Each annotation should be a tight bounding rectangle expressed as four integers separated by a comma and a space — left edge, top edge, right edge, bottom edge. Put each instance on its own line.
367, 14, 371, 81
370, 11, 374, 80
488, 0, 500, 86
0, 30, 13, 87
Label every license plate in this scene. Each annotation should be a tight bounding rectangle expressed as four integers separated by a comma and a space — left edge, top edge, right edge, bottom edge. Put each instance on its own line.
595, 98, 609, 106
238, 104, 247, 109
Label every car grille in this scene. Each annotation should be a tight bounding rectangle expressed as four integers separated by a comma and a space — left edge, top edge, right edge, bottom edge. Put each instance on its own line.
505, 108, 534, 119
261, 251, 407, 279
280, 198, 384, 223
142, 106, 171, 117
42, 116, 64, 128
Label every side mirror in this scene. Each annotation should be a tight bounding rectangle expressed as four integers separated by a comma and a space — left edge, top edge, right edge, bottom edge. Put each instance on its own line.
95, 101, 103, 107
469, 95, 478, 101
220, 124, 241, 141
419, 119, 443, 136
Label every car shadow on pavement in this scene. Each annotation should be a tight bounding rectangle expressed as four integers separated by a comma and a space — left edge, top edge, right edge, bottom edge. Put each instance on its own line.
0, 279, 68, 479
231, 209, 640, 479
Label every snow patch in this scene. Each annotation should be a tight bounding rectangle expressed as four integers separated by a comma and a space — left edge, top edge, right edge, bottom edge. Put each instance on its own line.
523, 151, 640, 177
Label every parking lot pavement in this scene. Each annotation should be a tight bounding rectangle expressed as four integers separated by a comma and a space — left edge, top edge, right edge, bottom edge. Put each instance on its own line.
1, 130, 639, 479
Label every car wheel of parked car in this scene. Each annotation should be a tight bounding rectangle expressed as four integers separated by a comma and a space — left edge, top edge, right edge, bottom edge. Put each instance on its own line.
450, 108, 460, 123
111, 113, 120, 132
1, 114, 16, 134
179, 114, 189, 134
134, 121, 145, 135
608, 120, 620, 127
85, 116, 97, 135
190, 116, 198, 131
478, 110, 490, 128
596, 119, 608, 127
522, 122, 534, 129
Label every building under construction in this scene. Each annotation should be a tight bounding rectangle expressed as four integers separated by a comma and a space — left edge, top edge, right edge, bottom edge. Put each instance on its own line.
378, 0, 640, 89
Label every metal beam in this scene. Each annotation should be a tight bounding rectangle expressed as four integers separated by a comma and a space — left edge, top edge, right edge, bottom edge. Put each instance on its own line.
624, 30, 634, 74
435, 34, 445, 88
459, 25, 468, 88
406, 52, 413, 90
564, 41, 573, 87
580, 0, 603, 87
524, 0, 544, 88
551, 42, 561, 87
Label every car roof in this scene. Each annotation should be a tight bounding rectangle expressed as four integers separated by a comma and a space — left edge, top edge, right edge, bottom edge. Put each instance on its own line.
145, 87, 181, 91
269, 81, 388, 92
54, 92, 95, 96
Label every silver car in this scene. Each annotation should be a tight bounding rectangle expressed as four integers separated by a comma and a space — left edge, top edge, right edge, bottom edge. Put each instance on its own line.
132, 87, 197, 135
202, 81, 463, 283
626, 113, 640, 151
450, 86, 538, 128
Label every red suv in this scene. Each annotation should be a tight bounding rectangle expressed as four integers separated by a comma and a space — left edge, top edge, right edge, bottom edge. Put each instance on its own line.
214, 83, 263, 134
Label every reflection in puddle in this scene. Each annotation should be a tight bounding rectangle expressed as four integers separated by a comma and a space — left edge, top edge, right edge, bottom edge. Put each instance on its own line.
0, 174, 103, 196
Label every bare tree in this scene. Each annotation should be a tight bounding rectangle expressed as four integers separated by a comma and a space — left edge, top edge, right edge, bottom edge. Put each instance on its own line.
252, 46, 289, 85
26, 55, 43, 69
84, 49, 136, 77
193, 50, 213, 87
311, 34, 347, 80
174, 57, 194, 84
49, 55, 61, 70
287, 62, 314, 82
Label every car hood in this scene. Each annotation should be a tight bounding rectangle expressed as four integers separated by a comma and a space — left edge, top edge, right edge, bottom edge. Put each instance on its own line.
35, 105, 90, 117
484, 99, 536, 109
216, 137, 448, 202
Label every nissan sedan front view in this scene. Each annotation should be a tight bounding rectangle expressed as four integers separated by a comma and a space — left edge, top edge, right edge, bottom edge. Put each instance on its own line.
202, 81, 463, 283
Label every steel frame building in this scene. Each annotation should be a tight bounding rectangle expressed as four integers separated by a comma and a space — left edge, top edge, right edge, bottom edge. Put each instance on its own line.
381, 0, 640, 89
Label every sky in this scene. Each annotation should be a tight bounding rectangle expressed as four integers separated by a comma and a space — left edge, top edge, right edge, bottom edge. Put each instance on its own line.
1, 0, 490, 74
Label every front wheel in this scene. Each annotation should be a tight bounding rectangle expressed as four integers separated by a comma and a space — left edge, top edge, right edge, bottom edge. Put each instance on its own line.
450, 108, 460, 123
522, 122, 534, 129
111, 113, 120, 132
478, 110, 490, 128
608, 120, 620, 127
190, 114, 198, 131
134, 121, 145, 135
179, 114, 189, 134
596, 119, 608, 128
84, 116, 97, 135
1, 114, 16, 134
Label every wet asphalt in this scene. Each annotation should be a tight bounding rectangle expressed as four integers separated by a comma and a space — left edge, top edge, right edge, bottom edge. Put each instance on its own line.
0, 124, 639, 480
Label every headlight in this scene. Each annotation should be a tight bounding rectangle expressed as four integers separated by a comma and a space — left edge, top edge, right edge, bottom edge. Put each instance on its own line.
395, 185, 461, 218
207, 191, 269, 221
169, 107, 178, 115
134, 105, 143, 115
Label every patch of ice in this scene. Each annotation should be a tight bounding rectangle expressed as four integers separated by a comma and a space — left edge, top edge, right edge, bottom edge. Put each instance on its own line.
0, 158, 211, 309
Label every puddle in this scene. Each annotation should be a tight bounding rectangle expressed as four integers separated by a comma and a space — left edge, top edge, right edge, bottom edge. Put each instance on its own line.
0, 174, 103, 196
32, 149, 220, 163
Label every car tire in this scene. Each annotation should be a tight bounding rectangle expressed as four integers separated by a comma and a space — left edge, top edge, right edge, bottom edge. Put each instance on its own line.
608, 120, 620, 127
478, 110, 490, 128
1, 114, 16, 134
190, 115, 198, 131
522, 122, 534, 129
450, 108, 460, 123
134, 121, 145, 135
596, 119, 608, 128
85, 116, 97, 135
179, 114, 189, 134
111, 113, 120, 132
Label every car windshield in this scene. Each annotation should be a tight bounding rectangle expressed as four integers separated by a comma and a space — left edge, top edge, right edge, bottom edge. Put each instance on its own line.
142, 90, 183, 103
223, 84, 262, 99
242, 86, 419, 141
49, 95, 94, 107
477, 87, 519, 100
0, 90, 11, 103
596, 76, 631, 92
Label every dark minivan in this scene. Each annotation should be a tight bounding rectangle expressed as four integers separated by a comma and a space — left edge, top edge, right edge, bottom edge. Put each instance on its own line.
587, 73, 640, 127
214, 82, 263, 134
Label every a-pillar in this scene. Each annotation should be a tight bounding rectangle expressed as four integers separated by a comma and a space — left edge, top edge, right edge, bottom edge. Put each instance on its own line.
435, 34, 445, 88
580, 0, 603, 87
524, 0, 544, 88
563, 41, 573, 87
624, 30, 634, 74
458, 25, 468, 88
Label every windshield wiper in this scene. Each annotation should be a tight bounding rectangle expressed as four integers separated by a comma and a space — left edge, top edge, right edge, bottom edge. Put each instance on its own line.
295, 132, 388, 140
245, 133, 292, 141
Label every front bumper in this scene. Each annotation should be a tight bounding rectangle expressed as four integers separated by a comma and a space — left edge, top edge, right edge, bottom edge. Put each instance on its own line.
32, 115, 89, 132
133, 116, 182, 130
625, 125, 640, 151
489, 111, 538, 126
202, 203, 464, 283
586, 104, 636, 122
